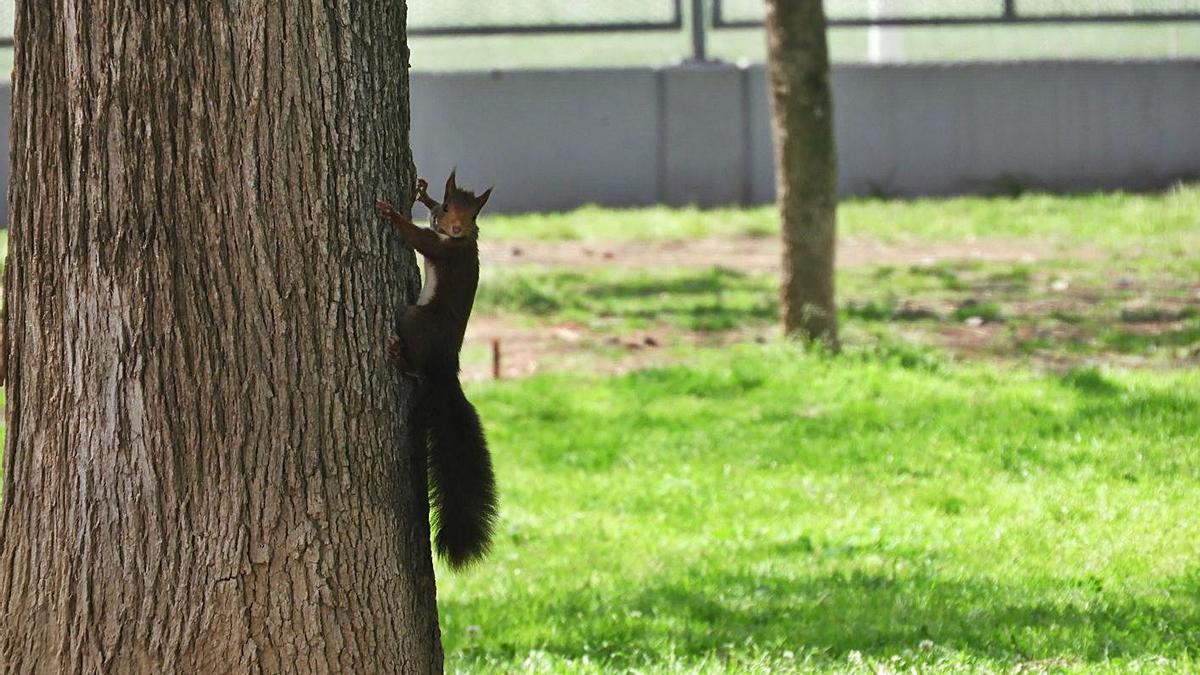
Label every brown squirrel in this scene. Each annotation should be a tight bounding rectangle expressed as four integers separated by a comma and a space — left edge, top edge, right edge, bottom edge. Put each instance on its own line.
375, 171, 497, 570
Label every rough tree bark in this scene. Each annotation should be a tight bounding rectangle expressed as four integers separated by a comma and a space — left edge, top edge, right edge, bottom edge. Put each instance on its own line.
0, 2, 442, 671
765, 0, 840, 347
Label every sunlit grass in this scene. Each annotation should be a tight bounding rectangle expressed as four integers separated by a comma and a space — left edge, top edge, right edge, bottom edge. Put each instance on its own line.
441, 344, 1200, 672
448, 190, 1200, 670
483, 185, 1200, 261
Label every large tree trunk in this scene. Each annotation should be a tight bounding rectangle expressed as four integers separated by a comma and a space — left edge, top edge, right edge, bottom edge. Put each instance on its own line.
765, 0, 840, 347
0, 2, 442, 671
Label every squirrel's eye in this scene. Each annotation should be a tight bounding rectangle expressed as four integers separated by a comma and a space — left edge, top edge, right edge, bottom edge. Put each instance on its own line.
442, 204, 449, 213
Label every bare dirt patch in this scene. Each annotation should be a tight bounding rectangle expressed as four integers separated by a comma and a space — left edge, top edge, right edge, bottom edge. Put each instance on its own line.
462, 315, 769, 382
463, 235, 1191, 380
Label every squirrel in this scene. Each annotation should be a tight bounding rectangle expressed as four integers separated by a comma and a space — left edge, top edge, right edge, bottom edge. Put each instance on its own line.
375, 171, 497, 570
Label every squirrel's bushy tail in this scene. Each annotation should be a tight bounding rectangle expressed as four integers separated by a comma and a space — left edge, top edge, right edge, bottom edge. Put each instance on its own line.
420, 355, 497, 570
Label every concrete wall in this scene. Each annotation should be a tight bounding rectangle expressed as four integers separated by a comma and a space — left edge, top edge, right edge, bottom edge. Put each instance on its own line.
409, 61, 1200, 213
1, 61, 1198, 221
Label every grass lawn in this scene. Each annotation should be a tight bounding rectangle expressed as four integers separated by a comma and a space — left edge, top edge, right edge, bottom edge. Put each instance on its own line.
437, 188, 1200, 671
442, 345, 1200, 672
482, 186, 1200, 252
470, 186, 1200, 371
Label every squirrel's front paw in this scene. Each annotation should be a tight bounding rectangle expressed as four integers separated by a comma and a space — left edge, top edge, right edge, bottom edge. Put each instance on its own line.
376, 199, 400, 219
415, 177, 429, 194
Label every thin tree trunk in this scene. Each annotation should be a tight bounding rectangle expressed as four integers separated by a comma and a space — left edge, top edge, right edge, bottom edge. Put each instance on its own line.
765, 0, 840, 347
0, 2, 442, 671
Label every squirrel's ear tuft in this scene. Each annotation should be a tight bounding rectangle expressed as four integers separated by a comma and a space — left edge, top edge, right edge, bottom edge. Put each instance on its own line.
475, 187, 493, 212
445, 169, 458, 197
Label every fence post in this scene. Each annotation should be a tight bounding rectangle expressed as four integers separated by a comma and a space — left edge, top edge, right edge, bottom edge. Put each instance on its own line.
868, 0, 905, 62
689, 0, 708, 62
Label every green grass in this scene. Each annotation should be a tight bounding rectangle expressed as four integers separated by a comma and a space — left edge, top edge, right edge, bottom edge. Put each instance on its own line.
451, 191, 1200, 669
441, 344, 1200, 672
839, 186, 1200, 254
483, 185, 1200, 256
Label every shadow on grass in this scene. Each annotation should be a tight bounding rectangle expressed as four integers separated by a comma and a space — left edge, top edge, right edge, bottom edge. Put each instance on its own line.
625, 571, 1198, 661
1060, 366, 1124, 396
1102, 321, 1200, 354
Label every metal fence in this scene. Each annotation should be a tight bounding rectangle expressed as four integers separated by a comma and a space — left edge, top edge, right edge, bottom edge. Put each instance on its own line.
714, 0, 1200, 27
407, 0, 1200, 34
0, 2, 1196, 62
403, 0, 1200, 67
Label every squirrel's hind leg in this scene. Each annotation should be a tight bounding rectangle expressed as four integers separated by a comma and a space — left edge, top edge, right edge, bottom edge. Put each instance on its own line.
390, 305, 428, 376
387, 334, 416, 374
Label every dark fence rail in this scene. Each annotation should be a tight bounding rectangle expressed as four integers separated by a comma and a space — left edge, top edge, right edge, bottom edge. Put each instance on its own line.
409, 0, 683, 36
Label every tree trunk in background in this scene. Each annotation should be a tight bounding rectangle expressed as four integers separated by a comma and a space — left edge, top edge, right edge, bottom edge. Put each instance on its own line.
765, 0, 840, 347
0, 2, 442, 671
